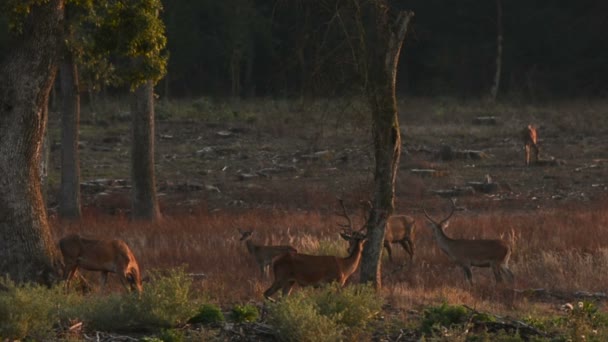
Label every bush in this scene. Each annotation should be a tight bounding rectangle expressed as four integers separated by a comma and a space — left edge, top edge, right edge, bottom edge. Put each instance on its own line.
188, 304, 225, 325
84, 267, 200, 332
266, 283, 383, 341
314, 283, 382, 328
0, 278, 83, 341
421, 302, 470, 334
230, 304, 259, 323
267, 293, 343, 342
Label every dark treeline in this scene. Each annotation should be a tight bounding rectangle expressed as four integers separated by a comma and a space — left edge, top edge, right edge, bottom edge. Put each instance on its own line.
2, 1, 607, 100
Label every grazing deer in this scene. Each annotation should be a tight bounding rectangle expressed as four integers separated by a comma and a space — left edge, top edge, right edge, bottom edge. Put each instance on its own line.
423, 200, 514, 285
263, 231, 367, 301
59, 234, 143, 293
523, 124, 540, 166
238, 229, 297, 278
338, 200, 415, 263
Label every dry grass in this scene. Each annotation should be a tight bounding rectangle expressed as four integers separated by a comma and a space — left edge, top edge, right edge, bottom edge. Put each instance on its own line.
51, 196, 608, 317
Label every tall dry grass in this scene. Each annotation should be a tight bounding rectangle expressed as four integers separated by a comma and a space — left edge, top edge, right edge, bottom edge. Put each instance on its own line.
51, 196, 608, 315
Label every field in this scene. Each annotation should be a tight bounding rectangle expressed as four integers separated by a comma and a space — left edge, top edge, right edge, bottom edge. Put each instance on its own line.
45, 97, 608, 339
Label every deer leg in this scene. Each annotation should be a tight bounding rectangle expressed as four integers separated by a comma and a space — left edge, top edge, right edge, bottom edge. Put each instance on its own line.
100, 271, 109, 292
525, 145, 531, 166
461, 266, 473, 286
533, 144, 540, 163
282, 281, 296, 297
64, 265, 79, 291
383, 241, 393, 262
492, 264, 503, 283
259, 263, 267, 278
400, 239, 414, 263
263, 280, 284, 300
501, 266, 515, 283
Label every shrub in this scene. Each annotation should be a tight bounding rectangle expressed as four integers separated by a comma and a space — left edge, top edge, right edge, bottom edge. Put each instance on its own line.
188, 304, 225, 325
421, 302, 470, 334
266, 283, 383, 341
561, 301, 608, 341
84, 267, 200, 331
0, 278, 83, 341
267, 293, 343, 342
230, 304, 259, 323
314, 283, 382, 328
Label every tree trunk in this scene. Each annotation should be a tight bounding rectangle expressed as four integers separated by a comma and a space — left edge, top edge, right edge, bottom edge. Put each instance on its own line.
40, 104, 50, 203
58, 55, 82, 219
489, 0, 503, 101
0, 0, 65, 284
130, 80, 161, 220
358, 4, 414, 289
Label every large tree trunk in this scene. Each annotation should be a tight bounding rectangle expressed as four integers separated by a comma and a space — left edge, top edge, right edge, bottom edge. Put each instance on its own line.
0, 0, 65, 284
130, 80, 161, 220
58, 55, 82, 219
358, 4, 414, 288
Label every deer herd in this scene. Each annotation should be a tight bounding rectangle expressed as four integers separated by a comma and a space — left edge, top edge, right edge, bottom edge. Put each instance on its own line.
55, 124, 537, 298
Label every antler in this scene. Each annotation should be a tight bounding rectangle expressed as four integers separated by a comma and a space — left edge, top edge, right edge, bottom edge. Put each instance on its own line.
423, 198, 456, 225
337, 198, 354, 232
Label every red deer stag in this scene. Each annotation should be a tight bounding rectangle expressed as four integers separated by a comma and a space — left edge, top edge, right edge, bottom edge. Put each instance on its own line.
523, 124, 540, 166
59, 234, 143, 293
423, 200, 514, 285
264, 200, 367, 300
338, 200, 415, 263
238, 229, 297, 278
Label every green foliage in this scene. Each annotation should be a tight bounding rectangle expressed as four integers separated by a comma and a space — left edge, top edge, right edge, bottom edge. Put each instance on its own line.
188, 304, 225, 325
421, 302, 470, 334
157, 328, 185, 342
230, 304, 259, 323
84, 267, 199, 331
314, 283, 382, 328
560, 301, 608, 341
267, 292, 343, 342
0, 277, 84, 341
266, 283, 383, 341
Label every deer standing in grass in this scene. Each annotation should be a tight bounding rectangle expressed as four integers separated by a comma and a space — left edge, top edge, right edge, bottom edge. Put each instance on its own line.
339, 200, 415, 263
59, 234, 143, 293
423, 200, 514, 285
238, 229, 297, 278
264, 200, 367, 301
523, 124, 540, 166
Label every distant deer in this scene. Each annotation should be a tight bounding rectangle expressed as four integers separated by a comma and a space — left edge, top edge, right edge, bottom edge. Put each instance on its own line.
523, 124, 540, 166
338, 200, 415, 263
264, 199, 367, 300
423, 200, 514, 285
238, 229, 297, 278
59, 234, 143, 293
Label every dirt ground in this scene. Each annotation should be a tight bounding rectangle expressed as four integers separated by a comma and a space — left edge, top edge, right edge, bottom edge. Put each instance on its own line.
46, 98, 608, 217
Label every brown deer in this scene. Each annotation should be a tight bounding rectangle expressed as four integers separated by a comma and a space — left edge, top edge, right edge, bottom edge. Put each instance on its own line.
423, 200, 514, 285
338, 200, 415, 263
237, 229, 297, 278
523, 124, 540, 166
59, 234, 143, 293
263, 232, 367, 301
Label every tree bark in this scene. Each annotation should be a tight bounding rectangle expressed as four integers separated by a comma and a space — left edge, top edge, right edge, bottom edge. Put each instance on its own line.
358, 3, 414, 288
58, 55, 82, 219
130, 80, 161, 220
489, 0, 503, 101
0, 0, 65, 284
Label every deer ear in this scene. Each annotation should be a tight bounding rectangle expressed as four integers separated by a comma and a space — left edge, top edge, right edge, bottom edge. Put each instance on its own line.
339, 232, 350, 240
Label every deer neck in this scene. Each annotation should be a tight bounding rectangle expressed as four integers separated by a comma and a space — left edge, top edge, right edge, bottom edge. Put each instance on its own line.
430, 225, 455, 253
341, 242, 364, 277
244, 239, 257, 254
